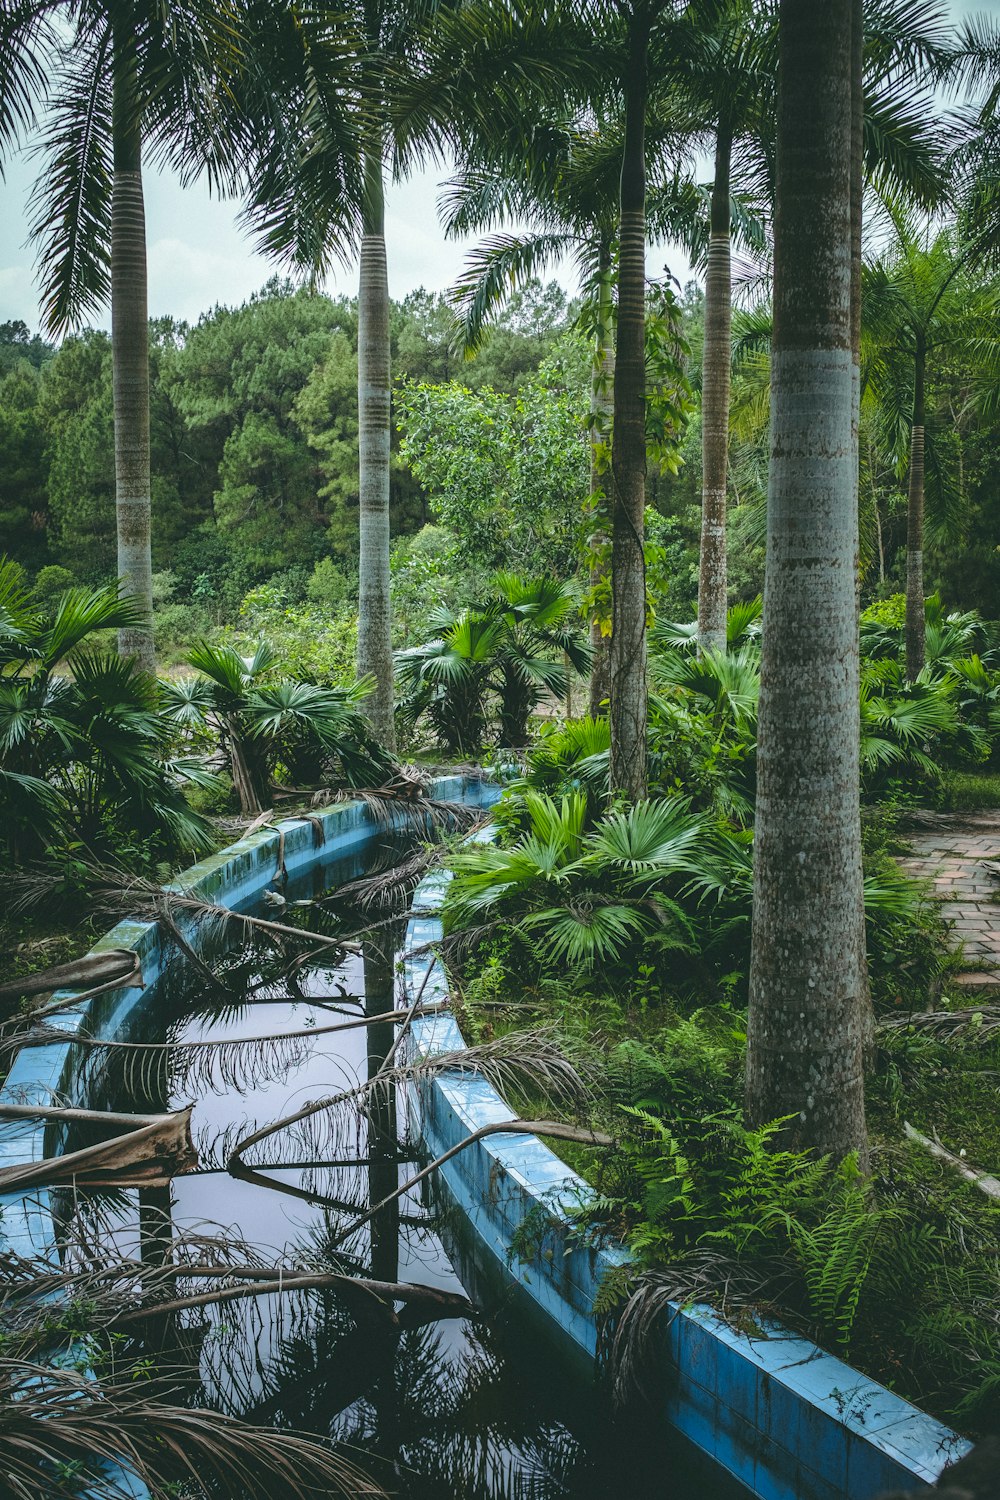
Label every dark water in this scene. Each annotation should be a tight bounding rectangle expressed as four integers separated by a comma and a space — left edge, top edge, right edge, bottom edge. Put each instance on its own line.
57, 832, 749, 1500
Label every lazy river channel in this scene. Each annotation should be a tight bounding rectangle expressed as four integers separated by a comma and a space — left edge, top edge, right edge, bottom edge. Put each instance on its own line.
51, 822, 751, 1500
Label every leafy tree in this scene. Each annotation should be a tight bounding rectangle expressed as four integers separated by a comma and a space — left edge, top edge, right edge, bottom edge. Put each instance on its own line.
0, 318, 53, 373
0, 359, 50, 573
395, 338, 592, 575
170, 282, 354, 574
36, 329, 116, 579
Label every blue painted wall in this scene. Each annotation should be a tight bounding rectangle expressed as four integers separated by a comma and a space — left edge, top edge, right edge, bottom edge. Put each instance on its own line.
0, 777, 971, 1500
403, 862, 971, 1500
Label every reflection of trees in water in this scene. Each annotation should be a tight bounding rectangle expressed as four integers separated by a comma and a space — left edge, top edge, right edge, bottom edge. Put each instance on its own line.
43, 844, 634, 1500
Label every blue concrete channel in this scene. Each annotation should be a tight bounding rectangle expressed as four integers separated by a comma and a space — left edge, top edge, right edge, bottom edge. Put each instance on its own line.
0, 775, 972, 1498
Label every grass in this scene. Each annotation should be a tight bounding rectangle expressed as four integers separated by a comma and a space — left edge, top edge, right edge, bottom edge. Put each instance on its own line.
941, 768, 1000, 810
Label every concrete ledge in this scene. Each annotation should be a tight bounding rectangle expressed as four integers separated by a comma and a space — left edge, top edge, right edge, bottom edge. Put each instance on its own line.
402, 862, 971, 1500
0, 775, 495, 1260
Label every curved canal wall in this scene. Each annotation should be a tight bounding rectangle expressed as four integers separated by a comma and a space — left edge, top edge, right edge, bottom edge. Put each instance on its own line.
403, 860, 971, 1500
0, 777, 972, 1500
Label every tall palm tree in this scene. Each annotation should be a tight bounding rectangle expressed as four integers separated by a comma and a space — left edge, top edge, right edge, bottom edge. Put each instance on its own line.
0, 0, 252, 673
668, 0, 777, 655
745, 0, 868, 1160
607, 1, 652, 801
862, 215, 1000, 679
442, 116, 718, 719
675, 0, 950, 654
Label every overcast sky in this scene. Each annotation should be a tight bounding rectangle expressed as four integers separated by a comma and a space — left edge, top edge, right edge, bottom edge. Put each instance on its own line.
0, 0, 987, 336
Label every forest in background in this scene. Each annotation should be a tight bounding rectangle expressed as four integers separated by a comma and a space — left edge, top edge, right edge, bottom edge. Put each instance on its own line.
5, 254, 998, 683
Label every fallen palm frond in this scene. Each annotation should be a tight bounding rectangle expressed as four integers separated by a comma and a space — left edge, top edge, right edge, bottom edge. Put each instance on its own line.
4, 1001, 451, 1101
325, 1117, 613, 1254
904, 1121, 1000, 1199
318, 780, 489, 838
0, 1106, 197, 1192
227, 1029, 592, 1208
879, 1004, 1000, 1041
0, 949, 142, 1008
111, 1265, 475, 1329
0, 1358, 382, 1500
331, 845, 441, 911
604, 1255, 802, 1404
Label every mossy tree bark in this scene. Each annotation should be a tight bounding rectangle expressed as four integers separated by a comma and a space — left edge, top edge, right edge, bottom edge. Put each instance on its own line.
904, 337, 926, 681
696, 121, 732, 656
357, 138, 396, 750
608, 13, 649, 800
111, 19, 154, 673
589, 246, 615, 718
745, 0, 869, 1163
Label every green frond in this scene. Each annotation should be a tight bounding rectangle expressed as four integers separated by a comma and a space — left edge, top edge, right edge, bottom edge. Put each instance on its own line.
28, 29, 113, 335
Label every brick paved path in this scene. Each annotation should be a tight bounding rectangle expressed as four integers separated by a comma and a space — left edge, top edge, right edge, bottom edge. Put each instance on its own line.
898, 812, 1000, 985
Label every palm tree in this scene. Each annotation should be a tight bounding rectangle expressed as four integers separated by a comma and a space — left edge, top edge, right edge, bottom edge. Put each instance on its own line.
676, 0, 950, 654
162, 639, 395, 816
608, 1, 654, 802
395, 573, 590, 753
666, 0, 776, 655
443, 112, 760, 716
0, 0, 253, 674
0, 556, 212, 860
862, 215, 1000, 679
744, 0, 868, 1160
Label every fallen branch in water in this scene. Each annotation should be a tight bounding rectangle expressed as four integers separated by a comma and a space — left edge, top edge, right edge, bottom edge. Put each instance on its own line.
327, 1117, 614, 1252
904, 1121, 1000, 1199
0, 949, 141, 1006
0, 1106, 198, 1191
113, 1267, 474, 1327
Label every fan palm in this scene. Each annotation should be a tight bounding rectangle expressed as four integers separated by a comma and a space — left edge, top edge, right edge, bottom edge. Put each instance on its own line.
0, 556, 211, 860
395, 574, 590, 754
162, 640, 395, 816
444, 790, 731, 975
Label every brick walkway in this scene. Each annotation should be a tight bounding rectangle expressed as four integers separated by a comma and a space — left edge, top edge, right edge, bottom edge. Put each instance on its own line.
898, 812, 1000, 987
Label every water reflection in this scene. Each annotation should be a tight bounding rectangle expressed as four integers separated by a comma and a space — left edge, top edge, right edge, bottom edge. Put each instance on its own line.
51, 834, 745, 1500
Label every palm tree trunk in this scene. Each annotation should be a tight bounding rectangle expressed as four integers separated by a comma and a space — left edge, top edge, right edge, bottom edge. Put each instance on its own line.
588, 249, 614, 717
357, 139, 396, 750
111, 19, 154, 673
696, 122, 732, 655
745, 0, 868, 1163
905, 338, 926, 681
608, 14, 649, 800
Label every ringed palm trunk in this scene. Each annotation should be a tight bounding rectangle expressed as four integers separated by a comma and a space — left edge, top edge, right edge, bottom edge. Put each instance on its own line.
904, 339, 926, 681
588, 250, 615, 717
357, 140, 396, 750
696, 122, 732, 655
608, 15, 649, 801
745, 0, 868, 1162
111, 20, 155, 673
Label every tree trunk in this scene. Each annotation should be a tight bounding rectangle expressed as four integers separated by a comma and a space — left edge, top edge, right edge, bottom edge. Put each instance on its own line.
697, 122, 732, 655
111, 20, 154, 673
357, 139, 396, 750
588, 249, 615, 717
745, 0, 868, 1163
608, 16, 649, 800
905, 339, 926, 681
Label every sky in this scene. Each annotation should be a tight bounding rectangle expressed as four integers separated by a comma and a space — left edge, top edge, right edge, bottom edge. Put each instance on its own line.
0, 0, 988, 337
